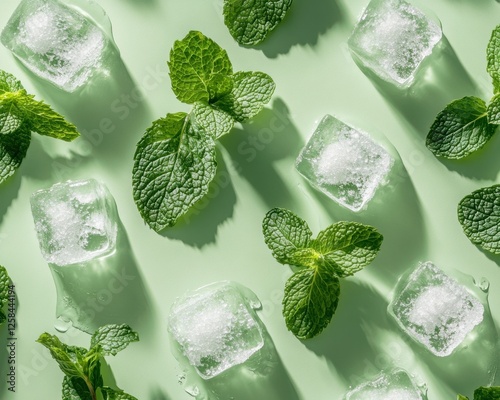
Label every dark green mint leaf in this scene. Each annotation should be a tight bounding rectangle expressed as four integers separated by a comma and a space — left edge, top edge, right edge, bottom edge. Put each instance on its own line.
426, 97, 497, 159
62, 376, 93, 400
215, 71, 275, 122
474, 386, 500, 400
90, 324, 139, 356
223, 0, 293, 46
283, 263, 340, 339
487, 94, 500, 125
192, 102, 234, 139
262, 208, 313, 265
312, 222, 383, 278
458, 185, 500, 255
487, 25, 500, 93
0, 92, 25, 134
133, 112, 217, 231
100, 387, 138, 400
0, 265, 11, 324
168, 31, 233, 104
0, 123, 31, 185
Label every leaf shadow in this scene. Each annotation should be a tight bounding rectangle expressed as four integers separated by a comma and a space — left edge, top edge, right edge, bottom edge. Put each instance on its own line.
149, 387, 172, 400
0, 172, 22, 226
220, 97, 304, 210
256, 0, 345, 58
160, 151, 237, 248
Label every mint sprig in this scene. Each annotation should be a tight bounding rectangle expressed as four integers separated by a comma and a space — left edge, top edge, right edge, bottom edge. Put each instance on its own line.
426, 25, 500, 159
223, 0, 293, 46
459, 386, 500, 400
37, 324, 139, 400
0, 70, 79, 185
262, 208, 383, 339
0, 265, 11, 324
458, 185, 500, 255
133, 31, 275, 231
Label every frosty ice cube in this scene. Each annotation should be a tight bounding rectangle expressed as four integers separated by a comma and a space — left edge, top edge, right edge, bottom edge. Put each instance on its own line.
348, 0, 442, 88
344, 368, 425, 400
296, 115, 394, 211
30, 179, 118, 266
388, 262, 484, 357
168, 281, 266, 379
1, 0, 117, 92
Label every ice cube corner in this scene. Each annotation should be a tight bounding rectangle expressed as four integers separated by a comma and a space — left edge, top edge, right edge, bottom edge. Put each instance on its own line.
296, 114, 394, 212
167, 281, 266, 379
388, 261, 484, 357
347, 0, 442, 88
30, 179, 118, 266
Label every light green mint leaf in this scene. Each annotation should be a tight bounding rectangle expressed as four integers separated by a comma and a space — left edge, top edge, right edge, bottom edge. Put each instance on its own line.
426, 97, 497, 159
62, 376, 93, 400
0, 123, 31, 185
0, 92, 25, 134
17, 95, 79, 141
0, 70, 23, 95
487, 94, 500, 125
133, 112, 217, 231
100, 387, 138, 400
0, 265, 11, 324
90, 324, 139, 356
457, 396, 469, 400
262, 208, 313, 265
458, 185, 500, 255
312, 222, 383, 278
215, 71, 275, 122
223, 0, 293, 46
487, 25, 500, 93
474, 387, 500, 400
283, 263, 340, 339
37, 333, 87, 379
192, 102, 234, 139
168, 31, 233, 104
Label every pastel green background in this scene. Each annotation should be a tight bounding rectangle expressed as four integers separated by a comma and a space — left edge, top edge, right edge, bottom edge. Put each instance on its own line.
0, 0, 499, 398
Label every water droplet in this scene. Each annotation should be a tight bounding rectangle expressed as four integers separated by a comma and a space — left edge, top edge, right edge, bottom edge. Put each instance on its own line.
479, 278, 490, 293
54, 316, 72, 333
185, 385, 199, 397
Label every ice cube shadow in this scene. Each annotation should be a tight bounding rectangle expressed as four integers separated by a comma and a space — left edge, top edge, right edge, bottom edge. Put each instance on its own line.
255, 0, 345, 58
160, 150, 237, 248
220, 98, 304, 211
303, 158, 427, 282
49, 218, 156, 340
353, 35, 500, 180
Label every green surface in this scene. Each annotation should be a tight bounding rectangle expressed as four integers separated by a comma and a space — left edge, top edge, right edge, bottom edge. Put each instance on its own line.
0, 0, 500, 399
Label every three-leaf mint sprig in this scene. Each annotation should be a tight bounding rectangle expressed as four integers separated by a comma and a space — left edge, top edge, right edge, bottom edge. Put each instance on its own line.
133, 31, 275, 232
37, 324, 139, 400
426, 25, 500, 159
0, 70, 79, 185
262, 208, 383, 339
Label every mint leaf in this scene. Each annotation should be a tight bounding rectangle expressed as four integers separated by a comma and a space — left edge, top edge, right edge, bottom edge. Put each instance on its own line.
63, 376, 93, 400
0, 92, 25, 134
312, 222, 383, 278
0, 123, 31, 185
487, 25, 500, 93
0, 265, 11, 324
90, 324, 139, 356
192, 102, 234, 139
426, 97, 497, 159
223, 0, 293, 46
457, 396, 469, 400
0, 70, 23, 94
133, 112, 217, 231
100, 387, 138, 400
262, 208, 313, 265
487, 93, 500, 124
17, 95, 79, 141
37, 334, 87, 379
283, 264, 340, 339
458, 185, 500, 255
215, 71, 275, 122
474, 387, 500, 400
168, 31, 233, 104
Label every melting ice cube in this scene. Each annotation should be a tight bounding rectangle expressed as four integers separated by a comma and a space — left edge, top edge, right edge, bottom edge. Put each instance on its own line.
296, 114, 394, 211
167, 281, 267, 380
1, 0, 117, 92
388, 262, 484, 356
348, 0, 442, 88
30, 179, 118, 266
344, 368, 425, 400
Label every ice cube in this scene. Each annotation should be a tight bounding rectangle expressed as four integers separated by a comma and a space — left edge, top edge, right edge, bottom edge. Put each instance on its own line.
388, 262, 484, 357
348, 0, 442, 88
30, 179, 118, 266
168, 281, 266, 379
344, 368, 425, 400
296, 114, 394, 211
1, 0, 117, 92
